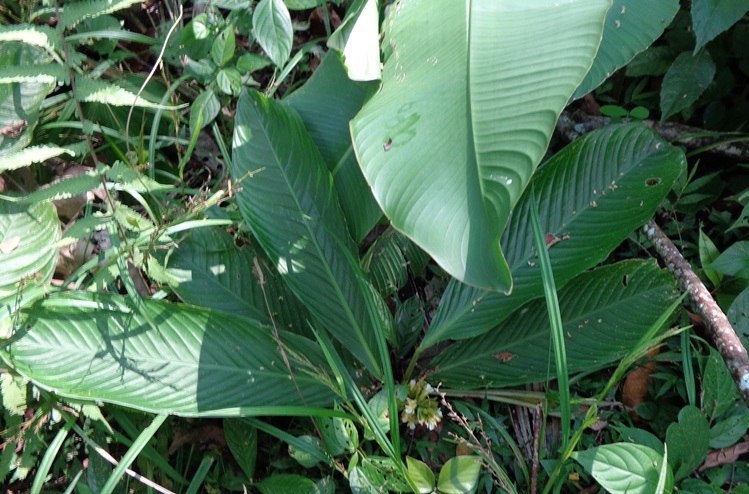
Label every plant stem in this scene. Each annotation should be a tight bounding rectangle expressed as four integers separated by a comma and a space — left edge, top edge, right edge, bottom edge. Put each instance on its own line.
643, 220, 749, 406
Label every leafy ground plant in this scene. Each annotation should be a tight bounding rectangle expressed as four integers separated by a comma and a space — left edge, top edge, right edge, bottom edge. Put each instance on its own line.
2, 0, 749, 492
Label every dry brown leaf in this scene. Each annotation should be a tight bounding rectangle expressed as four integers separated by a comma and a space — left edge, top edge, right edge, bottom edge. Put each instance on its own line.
0, 236, 21, 255
622, 348, 660, 420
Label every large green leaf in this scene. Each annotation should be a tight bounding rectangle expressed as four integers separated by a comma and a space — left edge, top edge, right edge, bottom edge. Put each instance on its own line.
0, 200, 59, 296
285, 52, 381, 242
351, 0, 610, 292
162, 227, 311, 335
572, 0, 679, 99
421, 124, 685, 348
231, 89, 387, 377
0, 292, 335, 415
429, 260, 676, 388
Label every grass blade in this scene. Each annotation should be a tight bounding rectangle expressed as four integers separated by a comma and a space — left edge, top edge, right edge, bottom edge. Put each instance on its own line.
529, 188, 570, 451
30, 418, 73, 494
100, 414, 168, 494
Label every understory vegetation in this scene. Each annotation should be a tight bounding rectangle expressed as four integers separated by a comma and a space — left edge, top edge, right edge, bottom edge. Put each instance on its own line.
1, 0, 749, 492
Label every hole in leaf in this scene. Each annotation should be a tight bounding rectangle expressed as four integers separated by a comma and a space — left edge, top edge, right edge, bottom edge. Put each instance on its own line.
646, 177, 661, 186
622, 275, 629, 287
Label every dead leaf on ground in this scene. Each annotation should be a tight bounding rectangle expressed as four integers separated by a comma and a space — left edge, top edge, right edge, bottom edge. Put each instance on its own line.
622, 348, 660, 420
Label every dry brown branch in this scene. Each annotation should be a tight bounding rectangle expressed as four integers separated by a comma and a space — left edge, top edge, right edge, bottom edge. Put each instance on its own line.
557, 112, 749, 161
643, 220, 749, 406
699, 438, 749, 472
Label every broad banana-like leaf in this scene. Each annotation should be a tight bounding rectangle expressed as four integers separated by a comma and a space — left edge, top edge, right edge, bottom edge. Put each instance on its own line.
1, 292, 335, 415
572, 0, 679, 100
327, 0, 380, 81
420, 124, 685, 349
430, 260, 676, 388
285, 52, 381, 242
232, 89, 389, 377
163, 227, 312, 336
0, 200, 59, 297
351, 0, 611, 292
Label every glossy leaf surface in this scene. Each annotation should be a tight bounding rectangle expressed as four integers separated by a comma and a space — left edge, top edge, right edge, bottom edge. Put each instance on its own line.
422, 124, 685, 347
1, 292, 335, 415
327, 0, 380, 81
163, 227, 311, 334
231, 89, 386, 376
351, 0, 610, 291
0, 200, 58, 296
253, 0, 292, 68
430, 260, 676, 388
573, 0, 679, 99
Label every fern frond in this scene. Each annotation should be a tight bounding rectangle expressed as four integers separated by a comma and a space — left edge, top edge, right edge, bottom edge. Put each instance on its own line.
58, 0, 142, 29
76, 77, 186, 110
0, 63, 67, 84
0, 24, 60, 52
104, 161, 171, 193
57, 213, 113, 248
113, 202, 154, 232
23, 168, 104, 205
0, 142, 88, 173
20, 162, 168, 205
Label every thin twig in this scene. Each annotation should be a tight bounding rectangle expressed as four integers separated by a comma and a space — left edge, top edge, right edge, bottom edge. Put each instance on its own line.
557, 111, 749, 161
643, 220, 749, 406
530, 405, 542, 494
125, 4, 183, 158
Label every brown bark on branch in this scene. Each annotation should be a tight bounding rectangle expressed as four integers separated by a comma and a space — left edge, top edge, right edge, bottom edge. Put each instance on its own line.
643, 220, 749, 407
557, 112, 749, 161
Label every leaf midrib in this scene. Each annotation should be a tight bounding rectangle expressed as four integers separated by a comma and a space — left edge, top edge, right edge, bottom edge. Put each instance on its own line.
248, 96, 381, 376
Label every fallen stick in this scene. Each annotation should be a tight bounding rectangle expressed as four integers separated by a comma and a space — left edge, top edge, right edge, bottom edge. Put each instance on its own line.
643, 220, 749, 406
557, 111, 749, 162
